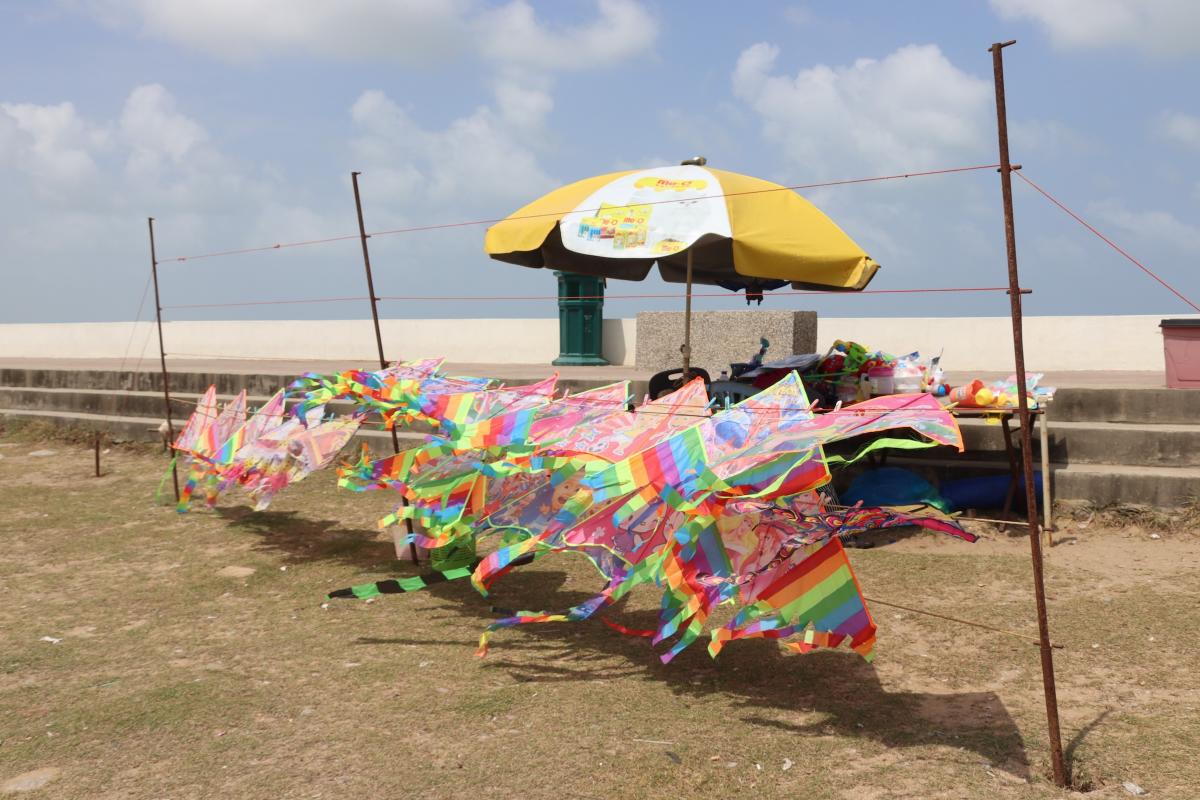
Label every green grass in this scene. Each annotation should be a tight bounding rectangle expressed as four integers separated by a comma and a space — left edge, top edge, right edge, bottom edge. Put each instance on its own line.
1, 432, 1198, 798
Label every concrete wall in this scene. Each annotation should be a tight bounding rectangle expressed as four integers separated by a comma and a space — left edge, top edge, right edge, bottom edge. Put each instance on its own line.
0, 315, 1191, 370
815, 315, 1193, 372
0, 318, 637, 366
635, 310, 817, 376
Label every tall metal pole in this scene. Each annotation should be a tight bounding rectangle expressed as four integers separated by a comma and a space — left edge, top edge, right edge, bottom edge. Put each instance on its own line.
148, 217, 180, 502
350, 172, 419, 563
681, 248, 694, 377
989, 39, 1068, 788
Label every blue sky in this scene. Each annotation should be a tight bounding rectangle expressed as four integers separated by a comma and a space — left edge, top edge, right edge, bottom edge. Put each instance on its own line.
1, 0, 1197, 325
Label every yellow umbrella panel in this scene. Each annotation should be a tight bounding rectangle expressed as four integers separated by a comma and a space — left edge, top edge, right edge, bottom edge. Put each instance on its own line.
484, 165, 880, 292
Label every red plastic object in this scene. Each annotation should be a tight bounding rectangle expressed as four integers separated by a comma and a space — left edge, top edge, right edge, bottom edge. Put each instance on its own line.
1161, 319, 1200, 389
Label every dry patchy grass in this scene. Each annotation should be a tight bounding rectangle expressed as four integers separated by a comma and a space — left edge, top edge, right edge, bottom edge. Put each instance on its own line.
1, 432, 1198, 799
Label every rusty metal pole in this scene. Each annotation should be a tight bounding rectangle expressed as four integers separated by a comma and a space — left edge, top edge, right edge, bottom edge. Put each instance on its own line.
148, 217, 180, 502
94, 432, 101, 477
989, 40, 1068, 788
350, 172, 418, 563
681, 248, 694, 377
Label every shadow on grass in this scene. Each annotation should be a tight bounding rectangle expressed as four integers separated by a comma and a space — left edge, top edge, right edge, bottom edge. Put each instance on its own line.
216, 506, 398, 571
1064, 708, 1112, 790
216, 504, 1032, 778
354, 564, 1033, 780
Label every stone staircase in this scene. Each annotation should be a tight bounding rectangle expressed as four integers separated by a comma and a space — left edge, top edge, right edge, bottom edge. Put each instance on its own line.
892, 388, 1200, 508
2, 364, 1197, 507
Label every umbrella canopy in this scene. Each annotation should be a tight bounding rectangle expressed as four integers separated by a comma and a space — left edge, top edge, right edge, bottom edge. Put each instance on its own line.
484, 164, 880, 292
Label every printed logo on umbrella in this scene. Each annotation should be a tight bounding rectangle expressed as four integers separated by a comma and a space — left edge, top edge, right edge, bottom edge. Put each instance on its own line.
561, 165, 732, 259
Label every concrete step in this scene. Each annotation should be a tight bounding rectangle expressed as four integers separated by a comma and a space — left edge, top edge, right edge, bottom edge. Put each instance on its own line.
0, 407, 429, 451
1052, 462, 1200, 510
6, 408, 1197, 509
0, 366, 648, 399
885, 454, 1200, 508
1048, 387, 1200, 425
0, 386, 439, 435
8, 386, 1197, 469
956, 417, 1200, 468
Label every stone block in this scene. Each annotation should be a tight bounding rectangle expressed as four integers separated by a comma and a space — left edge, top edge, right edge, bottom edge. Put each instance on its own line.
635, 310, 818, 376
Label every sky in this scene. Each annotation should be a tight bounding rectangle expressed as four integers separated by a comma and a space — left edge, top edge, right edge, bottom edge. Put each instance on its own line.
1, 0, 1198, 327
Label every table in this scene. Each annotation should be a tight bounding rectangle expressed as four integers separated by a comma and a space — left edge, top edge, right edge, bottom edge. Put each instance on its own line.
949, 405, 1054, 543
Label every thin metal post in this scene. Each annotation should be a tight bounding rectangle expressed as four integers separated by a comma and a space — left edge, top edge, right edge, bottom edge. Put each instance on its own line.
1040, 408, 1053, 541
94, 432, 101, 478
148, 217, 180, 502
989, 39, 1068, 788
681, 248, 694, 376
350, 172, 418, 563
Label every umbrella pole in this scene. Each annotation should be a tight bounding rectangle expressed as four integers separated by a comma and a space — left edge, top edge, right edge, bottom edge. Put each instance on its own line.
682, 248, 694, 377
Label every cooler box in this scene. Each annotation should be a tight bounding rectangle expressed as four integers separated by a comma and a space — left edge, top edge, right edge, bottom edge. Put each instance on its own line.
1161, 319, 1200, 389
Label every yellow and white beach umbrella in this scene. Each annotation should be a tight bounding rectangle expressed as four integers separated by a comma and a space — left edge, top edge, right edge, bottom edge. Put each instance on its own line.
485, 162, 880, 371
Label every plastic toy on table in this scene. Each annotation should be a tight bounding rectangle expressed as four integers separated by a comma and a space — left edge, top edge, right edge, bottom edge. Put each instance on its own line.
944, 373, 1056, 411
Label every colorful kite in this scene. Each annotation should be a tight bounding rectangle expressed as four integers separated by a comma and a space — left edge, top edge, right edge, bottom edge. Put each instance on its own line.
170, 358, 976, 662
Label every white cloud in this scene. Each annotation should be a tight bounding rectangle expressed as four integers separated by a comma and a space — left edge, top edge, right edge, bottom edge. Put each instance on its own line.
731, 43, 991, 175
120, 84, 209, 176
989, 0, 1200, 56
491, 78, 554, 134
0, 100, 110, 186
1156, 111, 1200, 150
782, 5, 813, 28
75, 0, 659, 71
0, 85, 291, 255
349, 89, 555, 216
478, 0, 658, 71
80, 0, 475, 63
1092, 200, 1200, 252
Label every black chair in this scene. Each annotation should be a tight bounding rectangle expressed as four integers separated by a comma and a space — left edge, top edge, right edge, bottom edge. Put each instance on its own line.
647, 367, 711, 400
707, 379, 758, 407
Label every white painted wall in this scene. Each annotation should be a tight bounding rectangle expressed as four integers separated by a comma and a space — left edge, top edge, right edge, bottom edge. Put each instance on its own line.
813, 315, 1194, 372
0, 319, 636, 366
0, 315, 1190, 371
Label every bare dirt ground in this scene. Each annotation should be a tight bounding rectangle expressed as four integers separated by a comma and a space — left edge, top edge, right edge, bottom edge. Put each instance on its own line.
1, 430, 1197, 799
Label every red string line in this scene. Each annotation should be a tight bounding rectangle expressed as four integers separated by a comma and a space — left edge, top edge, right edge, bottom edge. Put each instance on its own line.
156, 163, 1001, 264
162, 234, 361, 264
162, 286, 1013, 310
163, 389, 985, 418
163, 296, 367, 310
366, 164, 1003, 238
118, 273, 153, 373
163, 351, 380, 361
1015, 171, 1200, 314
378, 286, 1012, 302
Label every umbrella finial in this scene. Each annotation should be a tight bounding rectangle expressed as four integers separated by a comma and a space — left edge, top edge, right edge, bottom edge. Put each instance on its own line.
680, 156, 707, 166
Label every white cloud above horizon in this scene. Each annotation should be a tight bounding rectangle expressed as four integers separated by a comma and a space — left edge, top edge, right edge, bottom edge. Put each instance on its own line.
348, 87, 557, 218
989, 0, 1200, 56
72, 0, 660, 72
731, 43, 992, 176
1155, 110, 1200, 150
1091, 199, 1200, 253
2, 4, 1196, 322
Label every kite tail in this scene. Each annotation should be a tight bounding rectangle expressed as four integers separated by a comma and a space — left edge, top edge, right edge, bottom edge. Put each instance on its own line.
327, 562, 480, 600
155, 455, 178, 503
